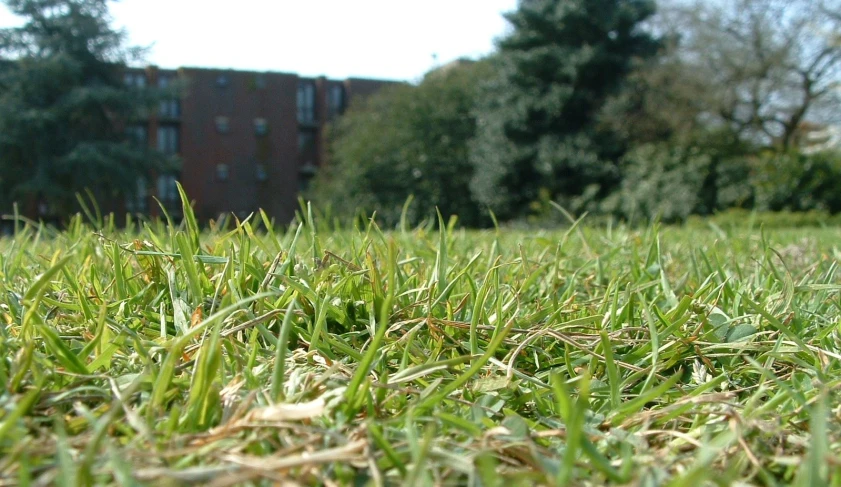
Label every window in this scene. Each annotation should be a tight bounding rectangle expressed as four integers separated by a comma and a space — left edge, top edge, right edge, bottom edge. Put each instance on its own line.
125, 177, 148, 214
256, 164, 268, 182
297, 81, 316, 124
158, 75, 180, 119
157, 174, 179, 206
157, 125, 179, 154
124, 72, 146, 88
328, 84, 345, 118
299, 164, 317, 192
126, 125, 147, 147
215, 116, 230, 134
216, 164, 229, 181
298, 130, 316, 165
254, 118, 268, 136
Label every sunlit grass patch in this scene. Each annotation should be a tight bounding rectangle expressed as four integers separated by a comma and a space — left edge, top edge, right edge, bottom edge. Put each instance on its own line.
1, 192, 841, 485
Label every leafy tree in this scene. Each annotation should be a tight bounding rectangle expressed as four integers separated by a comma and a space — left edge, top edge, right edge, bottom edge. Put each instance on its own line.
597, 0, 841, 222
0, 0, 172, 219
312, 59, 493, 227
468, 0, 658, 219
642, 0, 841, 151
597, 36, 712, 148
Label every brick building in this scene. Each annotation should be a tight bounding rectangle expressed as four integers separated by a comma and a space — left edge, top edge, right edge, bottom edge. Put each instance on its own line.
124, 66, 395, 222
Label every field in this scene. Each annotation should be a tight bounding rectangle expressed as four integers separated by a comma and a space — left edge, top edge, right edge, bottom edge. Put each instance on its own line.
1, 198, 840, 486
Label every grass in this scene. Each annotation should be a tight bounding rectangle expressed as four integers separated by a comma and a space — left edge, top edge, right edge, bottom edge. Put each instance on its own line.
1, 193, 841, 485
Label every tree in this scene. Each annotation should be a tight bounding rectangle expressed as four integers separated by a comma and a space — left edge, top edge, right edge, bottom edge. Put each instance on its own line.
311, 59, 493, 227
653, 0, 841, 151
595, 0, 841, 222
468, 0, 659, 219
597, 36, 712, 148
0, 0, 172, 219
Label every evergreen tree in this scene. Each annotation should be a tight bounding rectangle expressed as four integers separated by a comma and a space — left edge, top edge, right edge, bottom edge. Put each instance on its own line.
0, 0, 172, 218
469, 0, 658, 219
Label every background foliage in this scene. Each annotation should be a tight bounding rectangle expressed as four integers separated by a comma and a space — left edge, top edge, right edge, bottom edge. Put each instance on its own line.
311, 60, 493, 227
467, 0, 659, 220
0, 0, 173, 219
2, 0, 841, 226
313, 0, 841, 226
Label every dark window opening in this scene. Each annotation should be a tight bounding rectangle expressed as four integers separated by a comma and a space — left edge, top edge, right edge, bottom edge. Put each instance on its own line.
256, 164, 268, 182
157, 125, 179, 155
124, 72, 146, 88
157, 173, 180, 209
126, 125, 148, 147
158, 75, 181, 119
216, 164, 229, 181
297, 81, 316, 124
254, 118, 268, 136
125, 177, 148, 214
299, 129, 318, 193
215, 116, 230, 134
298, 129, 317, 165
299, 164, 317, 192
328, 84, 345, 118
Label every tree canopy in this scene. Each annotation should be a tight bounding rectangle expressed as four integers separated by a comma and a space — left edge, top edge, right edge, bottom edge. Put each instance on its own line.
468, 0, 659, 219
312, 60, 494, 227
0, 0, 171, 218
663, 0, 841, 150
608, 0, 841, 151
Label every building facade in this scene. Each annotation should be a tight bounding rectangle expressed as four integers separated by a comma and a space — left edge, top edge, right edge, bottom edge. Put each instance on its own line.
124, 66, 394, 222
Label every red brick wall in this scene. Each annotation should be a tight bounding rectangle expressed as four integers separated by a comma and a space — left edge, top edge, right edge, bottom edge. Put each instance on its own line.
174, 68, 301, 221
139, 67, 397, 223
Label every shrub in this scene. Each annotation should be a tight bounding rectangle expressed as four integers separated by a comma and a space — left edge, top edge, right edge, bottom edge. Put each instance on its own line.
606, 143, 712, 222
750, 150, 841, 213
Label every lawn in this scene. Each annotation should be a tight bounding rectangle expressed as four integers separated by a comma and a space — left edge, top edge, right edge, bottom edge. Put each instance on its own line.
1, 196, 840, 485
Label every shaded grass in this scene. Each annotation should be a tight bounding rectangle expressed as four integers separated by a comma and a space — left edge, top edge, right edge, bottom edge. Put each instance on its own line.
1, 195, 841, 485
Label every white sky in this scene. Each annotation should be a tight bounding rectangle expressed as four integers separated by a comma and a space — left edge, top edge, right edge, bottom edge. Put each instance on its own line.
0, 0, 518, 82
